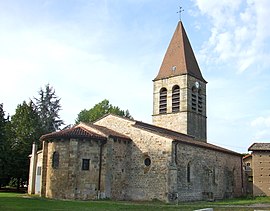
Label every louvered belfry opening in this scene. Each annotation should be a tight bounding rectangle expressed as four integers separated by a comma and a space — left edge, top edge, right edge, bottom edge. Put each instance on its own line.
172, 85, 180, 112
191, 87, 203, 114
191, 86, 197, 112
159, 88, 167, 114
198, 90, 203, 114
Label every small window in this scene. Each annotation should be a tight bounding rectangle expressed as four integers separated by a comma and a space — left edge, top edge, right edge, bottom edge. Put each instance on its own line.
246, 163, 250, 166
82, 159, 90, 171
52, 151, 59, 169
37, 166, 42, 175
187, 162, 191, 183
144, 157, 151, 167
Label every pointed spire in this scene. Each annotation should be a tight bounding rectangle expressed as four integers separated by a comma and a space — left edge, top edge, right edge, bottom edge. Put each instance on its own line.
154, 21, 206, 83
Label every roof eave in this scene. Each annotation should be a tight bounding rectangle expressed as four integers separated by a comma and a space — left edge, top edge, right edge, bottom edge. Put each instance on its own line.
173, 139, 242, 157
153, 73, 207, 83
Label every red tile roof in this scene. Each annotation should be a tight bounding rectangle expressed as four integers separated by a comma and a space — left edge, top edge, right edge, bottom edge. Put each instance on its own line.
154, 21, 206, 83
40, 123, 131, 142
243, 154, 252, 160
40, 125, 107, 141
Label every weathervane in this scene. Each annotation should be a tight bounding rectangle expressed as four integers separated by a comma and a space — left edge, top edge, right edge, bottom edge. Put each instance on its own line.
177, 5, 184, 21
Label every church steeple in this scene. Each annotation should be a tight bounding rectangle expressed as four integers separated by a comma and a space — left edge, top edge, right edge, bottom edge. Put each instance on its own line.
152, 21, 207, 142
154, 21, 206, 83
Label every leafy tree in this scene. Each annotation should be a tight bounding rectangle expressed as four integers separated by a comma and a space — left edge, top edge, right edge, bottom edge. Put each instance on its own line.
9, 101, 42, 189
34, 84, 64, 134
76, 99, 133, 123
0, 103, 10, 188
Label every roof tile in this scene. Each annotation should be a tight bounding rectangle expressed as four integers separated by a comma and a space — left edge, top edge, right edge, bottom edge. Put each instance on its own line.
40, 126, 106, 141
248, 143, 270, 151
154, 21, 206, 83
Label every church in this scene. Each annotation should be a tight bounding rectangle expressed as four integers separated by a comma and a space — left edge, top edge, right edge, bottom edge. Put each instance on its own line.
28, 21, 244, 202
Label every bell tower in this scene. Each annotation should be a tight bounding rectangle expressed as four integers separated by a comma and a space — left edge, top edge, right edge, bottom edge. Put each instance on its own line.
152, 21, 207, 142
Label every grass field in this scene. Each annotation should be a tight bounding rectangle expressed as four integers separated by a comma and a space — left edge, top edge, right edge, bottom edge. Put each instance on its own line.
1, 192, 270, 211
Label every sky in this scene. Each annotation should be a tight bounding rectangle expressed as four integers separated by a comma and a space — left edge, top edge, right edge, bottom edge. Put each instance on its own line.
0, 0, 270, 153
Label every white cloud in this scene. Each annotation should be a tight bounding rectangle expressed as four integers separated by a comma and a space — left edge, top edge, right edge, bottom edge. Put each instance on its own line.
194, 0, 270, 74
0, 5, 156, 124
250, 115, 270, 141
251, 116, 270, 128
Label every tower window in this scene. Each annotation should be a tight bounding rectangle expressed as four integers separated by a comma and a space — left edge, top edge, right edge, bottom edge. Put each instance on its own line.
191, 87, 197, 112
198, 89, 203, 114
172, 85, 180, 112
191, 86, 203, 114
52, 151, 59, 169
159, 88, 167, 114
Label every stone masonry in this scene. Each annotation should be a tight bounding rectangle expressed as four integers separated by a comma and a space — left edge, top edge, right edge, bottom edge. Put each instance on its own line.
152, 74, 207, 141
95, 114, 243, 202
28, 20, 245, 203
251, 151, 270, 196
95, 115, 172, 201
172, 142, 242, 201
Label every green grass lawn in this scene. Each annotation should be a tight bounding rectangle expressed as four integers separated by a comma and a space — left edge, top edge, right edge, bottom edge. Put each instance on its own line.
1, 192, 270, 211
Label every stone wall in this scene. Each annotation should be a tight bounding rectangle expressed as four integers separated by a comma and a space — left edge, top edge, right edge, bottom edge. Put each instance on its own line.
252, 151, 270, 196
105, 137, 131, 200
152, 75, 206, 141
95, 115, 173, 201
43, 138, 106, 200
172, 142, 243, 201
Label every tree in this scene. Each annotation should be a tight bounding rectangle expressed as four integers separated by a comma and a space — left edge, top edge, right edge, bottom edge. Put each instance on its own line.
9, 101, 42, 189
76, 99, 133, 123
0, 103, 10, 188
34, 84, 64, 134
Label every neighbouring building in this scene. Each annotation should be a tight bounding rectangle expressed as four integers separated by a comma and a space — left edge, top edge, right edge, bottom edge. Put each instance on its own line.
248, 143, 270, 196
243, 154, 253, 195
28, 21, 244, 202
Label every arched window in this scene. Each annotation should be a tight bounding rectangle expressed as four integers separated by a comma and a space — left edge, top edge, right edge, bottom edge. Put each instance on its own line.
52, 151, 59, 169
172, 85, 180, 112
187, 162, 191, 183
159, 88, 167, 114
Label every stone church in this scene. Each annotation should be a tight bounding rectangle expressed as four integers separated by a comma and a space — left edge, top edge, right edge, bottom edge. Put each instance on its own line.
28, 21, 244, 202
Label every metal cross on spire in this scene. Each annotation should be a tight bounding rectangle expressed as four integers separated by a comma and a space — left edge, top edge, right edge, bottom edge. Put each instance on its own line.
177, 6, 184, 21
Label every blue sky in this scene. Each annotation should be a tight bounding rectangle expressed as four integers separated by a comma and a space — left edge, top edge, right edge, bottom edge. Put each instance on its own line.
0, 0, 270, 153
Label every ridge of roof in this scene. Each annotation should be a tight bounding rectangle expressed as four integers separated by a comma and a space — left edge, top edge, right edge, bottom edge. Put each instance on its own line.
154, 21, 206, 83
82, 122, 131, 141
93, 113, 135, 124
